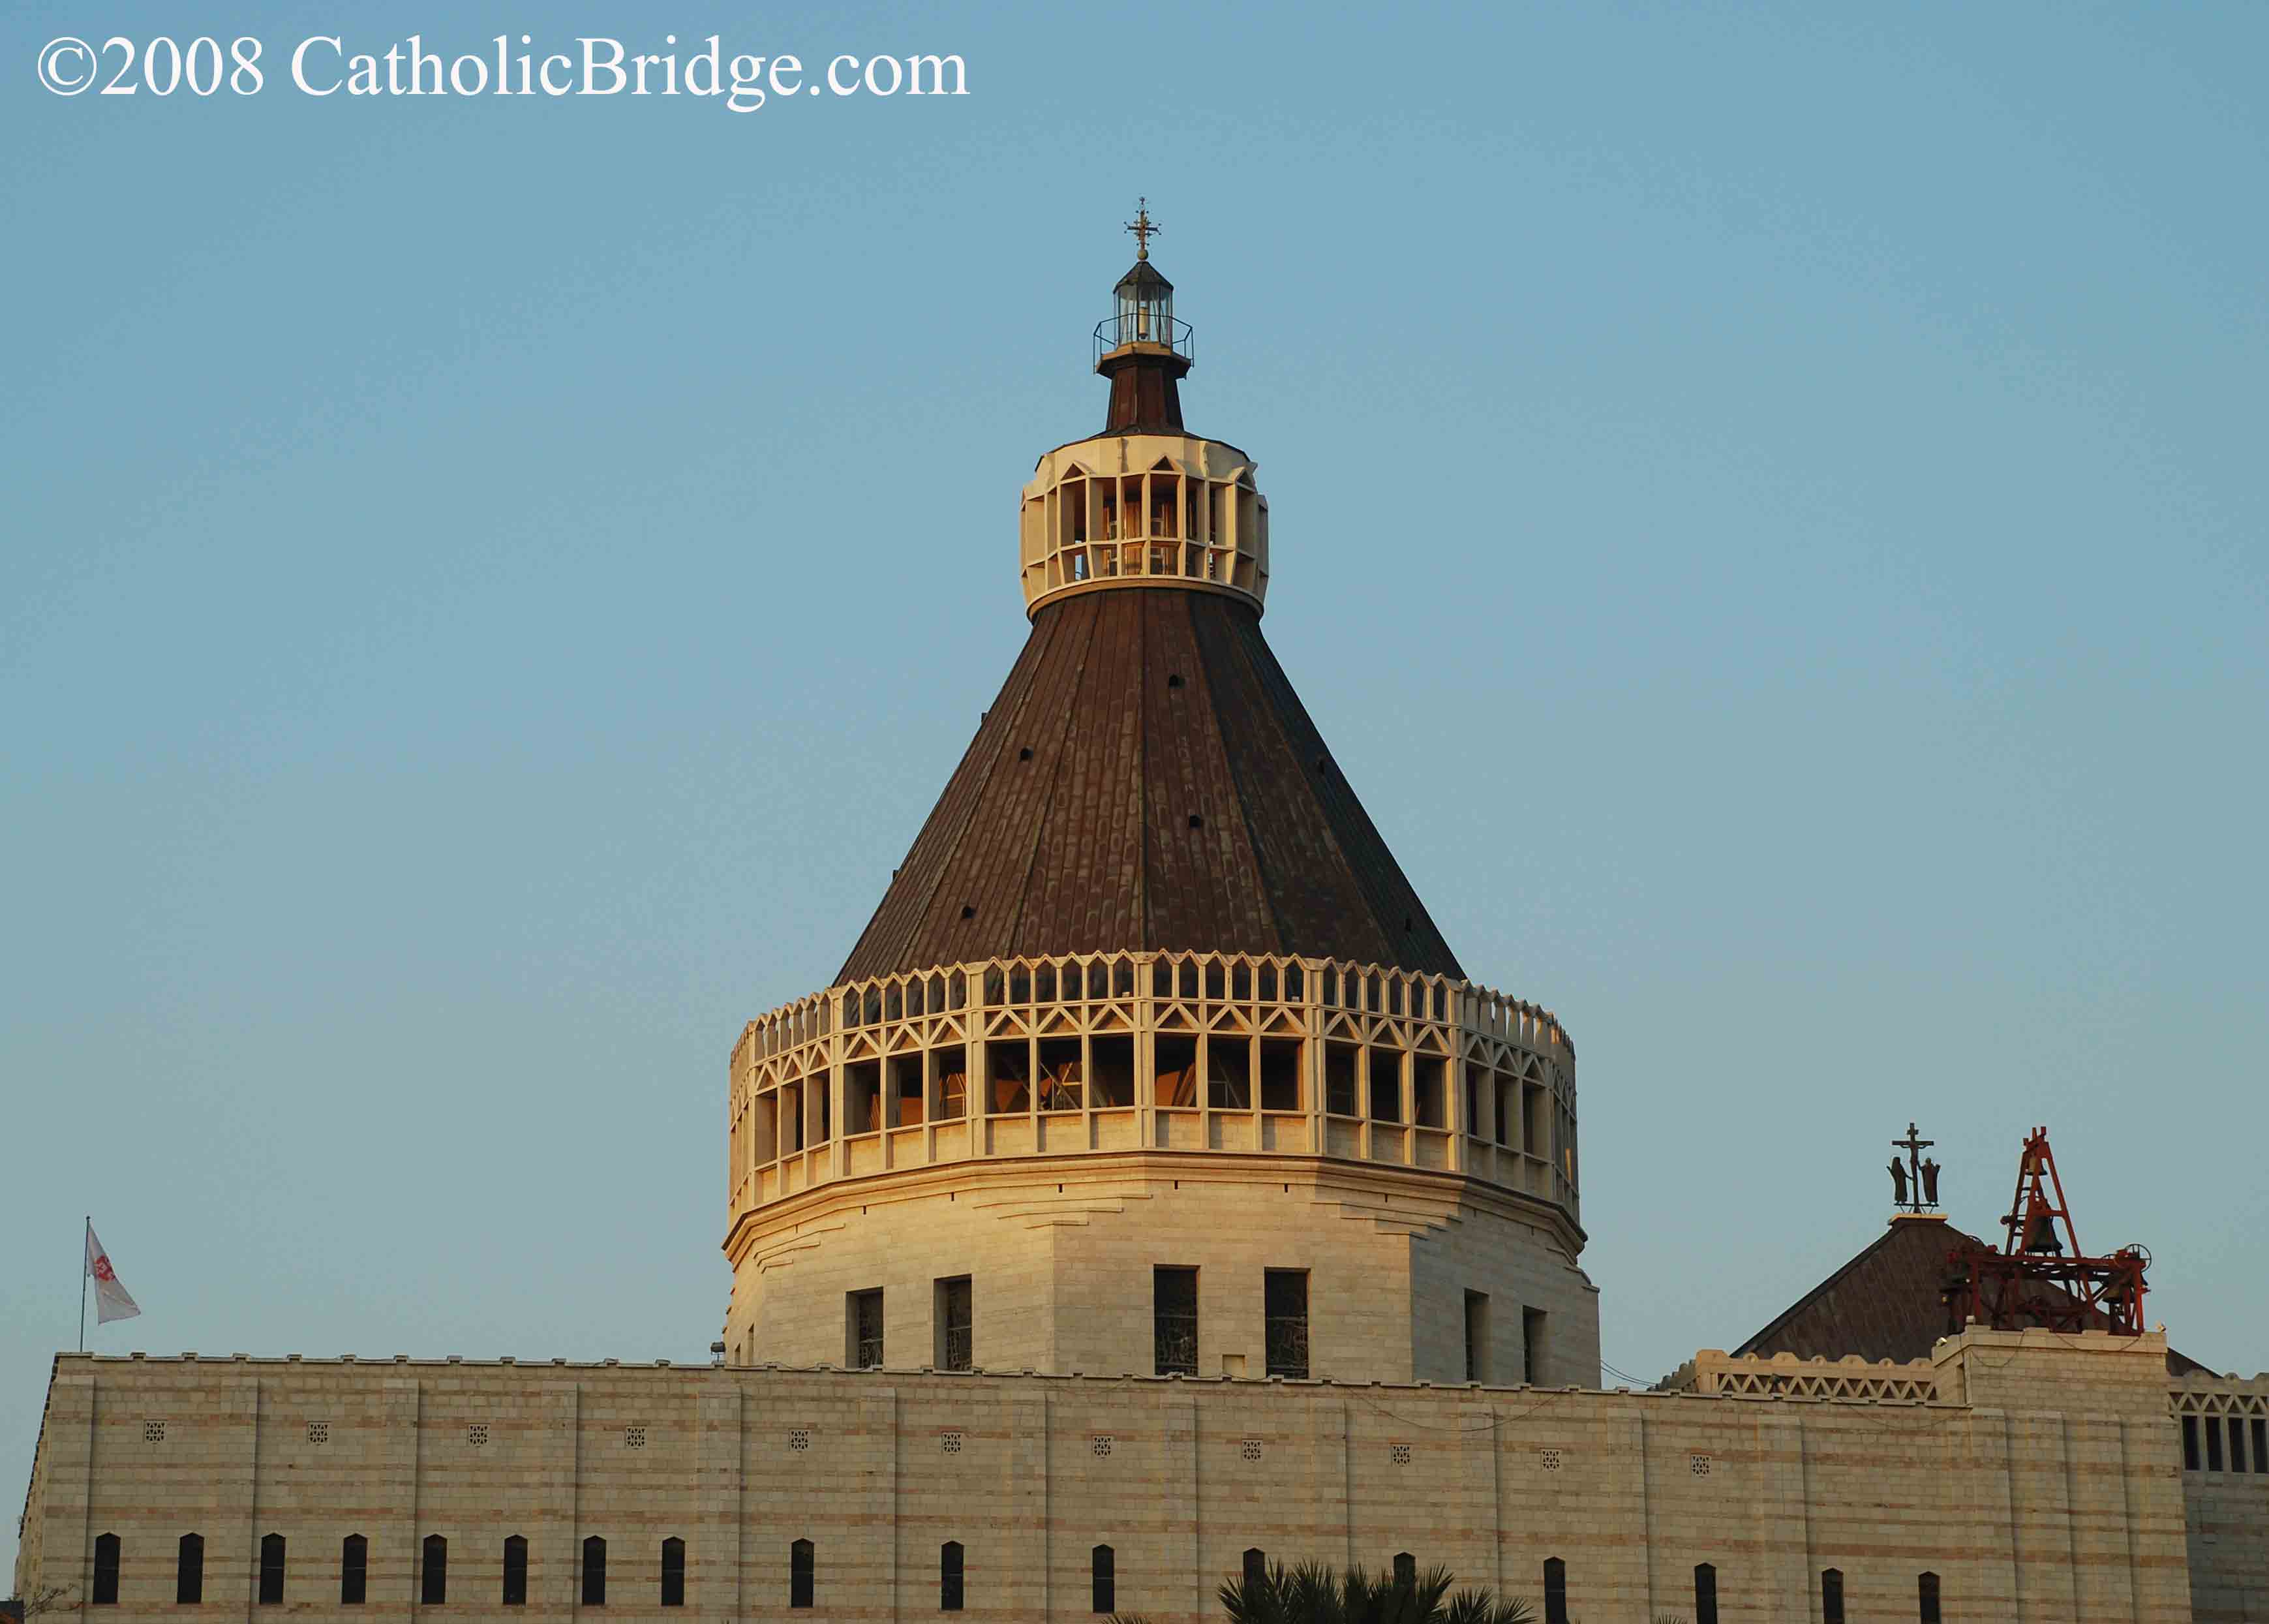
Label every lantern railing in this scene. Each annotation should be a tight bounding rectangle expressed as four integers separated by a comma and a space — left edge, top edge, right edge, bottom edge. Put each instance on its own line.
1094, 314, 1195, 365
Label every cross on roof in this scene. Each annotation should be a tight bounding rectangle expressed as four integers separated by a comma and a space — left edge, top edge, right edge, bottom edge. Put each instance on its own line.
1125, 198, 1160, 261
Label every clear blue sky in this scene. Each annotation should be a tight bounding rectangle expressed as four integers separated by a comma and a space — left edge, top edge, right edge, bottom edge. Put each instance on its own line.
6, 0, 2264, 1573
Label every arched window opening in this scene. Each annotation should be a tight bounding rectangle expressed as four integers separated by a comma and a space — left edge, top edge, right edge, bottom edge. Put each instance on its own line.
1821, 1568, 1845, 1624
93, 1533, 121, 1606
177, 1533, 205, 1606
1393, 1553, 1417, 1587
582, 1536, 607, 1606
421, 1535, 448, 1606
1543, 1557, 1568, 1624
341, 1535, 367, 1606
790, 1539, 815, 1610
503, 1535, 528, 1606
939, 1540, 964, 1612
1091, 1545, 1116, 1614
259, 1534, 286, 1606
1693, 1561, 1717, 1624
660, 1537, 685, 1608
1918, 1571, 1942, 1624
1242, 1548, 1266, 1588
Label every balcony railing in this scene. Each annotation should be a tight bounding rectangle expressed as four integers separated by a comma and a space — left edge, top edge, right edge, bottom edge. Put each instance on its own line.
1094, 314, 1195, 366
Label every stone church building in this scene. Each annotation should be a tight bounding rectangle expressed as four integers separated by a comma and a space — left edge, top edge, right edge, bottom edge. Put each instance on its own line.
15, 236, 2268, 1623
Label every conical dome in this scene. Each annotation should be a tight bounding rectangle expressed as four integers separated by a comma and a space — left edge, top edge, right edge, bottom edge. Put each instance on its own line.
836, 588, 1463, 985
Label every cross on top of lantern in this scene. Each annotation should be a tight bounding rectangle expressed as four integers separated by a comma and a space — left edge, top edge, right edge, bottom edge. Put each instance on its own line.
1097, 198, 1193, 365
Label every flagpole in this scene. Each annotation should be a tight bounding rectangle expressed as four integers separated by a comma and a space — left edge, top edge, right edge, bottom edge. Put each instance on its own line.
79, 1216, 89, 1353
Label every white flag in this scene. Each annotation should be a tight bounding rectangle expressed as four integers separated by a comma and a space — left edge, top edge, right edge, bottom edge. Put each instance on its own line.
85, 1223, 141, 1325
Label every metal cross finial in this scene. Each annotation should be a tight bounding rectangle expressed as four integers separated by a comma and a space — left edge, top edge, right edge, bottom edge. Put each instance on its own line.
1891, 1121, 1938, 1213
1125, 198, 1160, 260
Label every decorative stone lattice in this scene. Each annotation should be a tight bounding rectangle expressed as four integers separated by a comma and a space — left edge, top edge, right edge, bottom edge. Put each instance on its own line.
306, 1422, 328, 1445
466, 1424, 488, 1447
142, 1420, 165, 1443
624, 1426, 646, 1449
1666, 1351, 1942, 1403
729, 949, 1576, 1226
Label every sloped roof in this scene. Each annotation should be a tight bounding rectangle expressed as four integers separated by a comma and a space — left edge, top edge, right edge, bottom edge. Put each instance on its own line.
835, 588, 1464, 985
1735, 1216, 1978, 1365
1734, 1215, 2206, 1375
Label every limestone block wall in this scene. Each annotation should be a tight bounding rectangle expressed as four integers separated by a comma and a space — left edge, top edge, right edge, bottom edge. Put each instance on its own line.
728, 1158, 1598, 1387
2173, 1371, 2269, 1624
17, 1331, 2199, 1624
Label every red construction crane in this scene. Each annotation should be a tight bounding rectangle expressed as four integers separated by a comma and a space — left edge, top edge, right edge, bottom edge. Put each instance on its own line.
1943, 1126, 2150, 1337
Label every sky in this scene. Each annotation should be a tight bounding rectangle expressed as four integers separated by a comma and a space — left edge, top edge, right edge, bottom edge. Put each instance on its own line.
5, 0, 2266, 1578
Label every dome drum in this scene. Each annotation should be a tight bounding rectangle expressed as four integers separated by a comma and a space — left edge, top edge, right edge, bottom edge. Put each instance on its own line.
727, 947, 1578, 1240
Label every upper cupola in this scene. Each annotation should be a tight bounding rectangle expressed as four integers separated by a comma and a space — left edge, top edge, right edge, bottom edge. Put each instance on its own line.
1096, 200, 1192, 435
1018, 204, 1270, 619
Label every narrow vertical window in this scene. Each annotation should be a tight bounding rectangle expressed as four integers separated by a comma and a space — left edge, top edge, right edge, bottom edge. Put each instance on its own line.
1693, 1562, 1716, 1624
1091, 1545, 1115, 1614
789, 1539, 815, 1609
1393, 1554, 1417, 1587
1543, 1557, 1567, 1624
939, 1541, 964, 1612
1821, 1568, 1844, 1624
2183, 1414, 2201, 1470
1464, 1291, 1490, 1383
2253, 1417, 2267, 1473
582, 1537, 607, 1607
341, 1535, 367, 1606
1264, 1270, 1309, 1379
1523, 1306, 1547, 1385
93, 1533, 121, 1606
936, 1276, 973, 1371
847, 1289, 885, 1368
2207, 1414, 2227, 1471
260, 1534, 286, 1605
2232, 1416, 2249, 1474
660, 1538, 684, 1608
421, 1535, 448, 1606
502, 1536, 527, 1606
1155, 1266, 1199, 1375
177, 1533, 205, 1606
1917, 1570, 1941, 1624
1241, 1549, 1266, 1588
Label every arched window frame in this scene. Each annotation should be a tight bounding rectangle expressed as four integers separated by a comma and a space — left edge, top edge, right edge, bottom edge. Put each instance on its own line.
1091, 1544, 1116, 1615
420, 1535, 448, 1606
1919, 1570, 1942, 1624
93, 1533, 121, 1606
1693, 1561, 1717, 1624
939, 1540, 964, 1612
503, 1535, 528, 1606
259, 1533, 286, 1606
340, 1535, 367, 1606
1543, 1556, 1568, 1624
177, 1533, 205, 1606
790, 1539, 815, 1610
660, 1537, 685, 1608
1242, 1548, 1267, 1588
1393, 1553, 1418, 1587
581, 1535, 607, 1607
1821, 1567, 1845, 1624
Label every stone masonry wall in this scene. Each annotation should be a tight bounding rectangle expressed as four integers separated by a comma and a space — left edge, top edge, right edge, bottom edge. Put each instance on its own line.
16, 1330, 2204, 1624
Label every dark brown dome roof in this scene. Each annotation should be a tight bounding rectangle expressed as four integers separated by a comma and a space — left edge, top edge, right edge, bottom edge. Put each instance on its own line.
836, 588, 1463, 985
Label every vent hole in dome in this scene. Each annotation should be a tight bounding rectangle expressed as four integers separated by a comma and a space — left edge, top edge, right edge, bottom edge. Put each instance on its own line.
960, 904, 976, 920
1167, 673, 1184, 689
1189, 814, 1204, 830
1018, 747, 1033, 761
